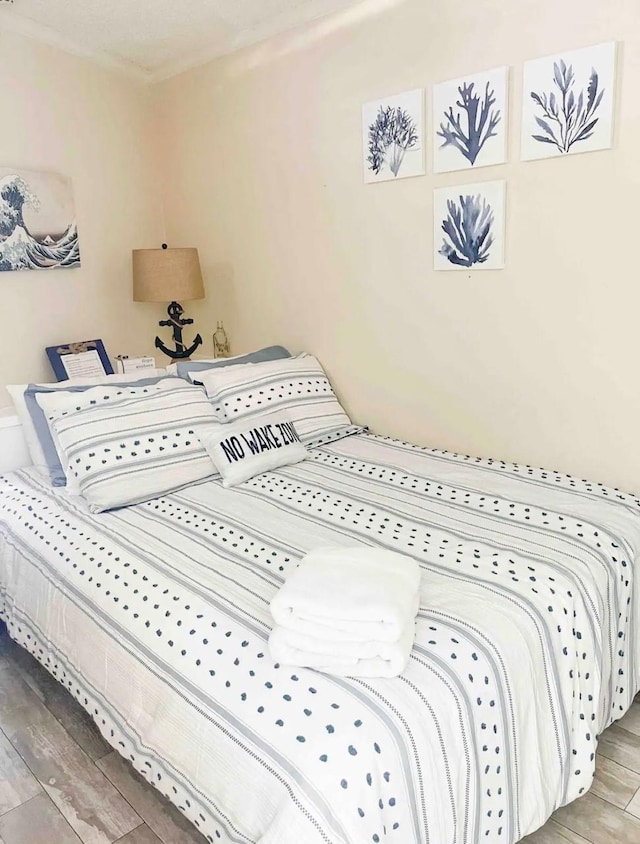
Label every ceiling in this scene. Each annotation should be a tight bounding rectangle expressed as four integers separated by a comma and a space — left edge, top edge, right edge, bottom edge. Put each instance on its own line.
0, 0, 366, 82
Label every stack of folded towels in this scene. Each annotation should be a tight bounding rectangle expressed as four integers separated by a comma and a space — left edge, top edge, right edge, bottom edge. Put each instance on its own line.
268, 546, 421, 678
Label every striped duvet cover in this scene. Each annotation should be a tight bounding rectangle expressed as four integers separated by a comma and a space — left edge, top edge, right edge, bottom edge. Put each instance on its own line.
0, 430, 639, 844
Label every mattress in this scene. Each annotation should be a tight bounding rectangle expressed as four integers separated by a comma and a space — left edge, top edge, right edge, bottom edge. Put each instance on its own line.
0, 430, 639, 844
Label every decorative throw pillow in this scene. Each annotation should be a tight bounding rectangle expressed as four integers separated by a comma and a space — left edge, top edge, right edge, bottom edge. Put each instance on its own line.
35, 379, 182, 491
7, 371, 171, 485
199, 416, 307, 487
198, 354, 354, 443
48, 381, 221, 512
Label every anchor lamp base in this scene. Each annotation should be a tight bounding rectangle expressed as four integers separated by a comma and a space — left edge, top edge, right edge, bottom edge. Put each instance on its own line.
155, 300, 203, 361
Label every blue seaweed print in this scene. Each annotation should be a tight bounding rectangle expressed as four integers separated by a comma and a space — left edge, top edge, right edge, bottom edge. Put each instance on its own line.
439, 193, 494, 267
367, 105, 418, 177
530, 60, 604, 153
437, 82, 501, 165
0, 175, 80, 272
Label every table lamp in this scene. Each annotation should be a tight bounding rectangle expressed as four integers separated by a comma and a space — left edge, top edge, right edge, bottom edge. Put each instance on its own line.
132, 244, 205, 360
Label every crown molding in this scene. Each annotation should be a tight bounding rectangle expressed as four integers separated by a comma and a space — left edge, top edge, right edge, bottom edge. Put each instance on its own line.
144, 42, 233, 84
1, 0, 392, 86
0, 9, 152, 83
145, 0, 402, 84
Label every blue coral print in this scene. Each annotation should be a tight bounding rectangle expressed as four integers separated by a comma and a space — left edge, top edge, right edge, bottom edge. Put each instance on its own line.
367, 105, 418, 177
439, 193, 495, 268
530, 60, 605, 153
437, 81, 501, 165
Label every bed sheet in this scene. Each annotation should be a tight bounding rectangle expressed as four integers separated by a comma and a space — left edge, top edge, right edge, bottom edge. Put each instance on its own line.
1, 431, 639, 844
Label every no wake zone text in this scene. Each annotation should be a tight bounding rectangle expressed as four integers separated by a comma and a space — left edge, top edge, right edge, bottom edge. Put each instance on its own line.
220, 422, 300, 463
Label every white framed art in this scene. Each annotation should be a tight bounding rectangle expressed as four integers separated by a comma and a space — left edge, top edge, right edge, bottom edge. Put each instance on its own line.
521, 41, 616, 161
362, 88, 424, 183
433, 66, 508, 173
434, 180, 506, 271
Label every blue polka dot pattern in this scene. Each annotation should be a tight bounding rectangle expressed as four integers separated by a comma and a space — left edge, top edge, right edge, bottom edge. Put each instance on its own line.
0, 425, 638, 844
198, 354, 355, 445
46, 381, 221, 512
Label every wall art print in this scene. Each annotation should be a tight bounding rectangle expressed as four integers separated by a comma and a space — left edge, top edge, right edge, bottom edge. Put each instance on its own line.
521, 41, 616, 161
0, 168, 80, 272
433, 66, 508, 173
362, 88, 424, 183
434, 180, 505, 271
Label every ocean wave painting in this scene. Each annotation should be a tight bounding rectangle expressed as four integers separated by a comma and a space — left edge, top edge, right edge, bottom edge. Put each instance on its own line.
0, 168, 80, 272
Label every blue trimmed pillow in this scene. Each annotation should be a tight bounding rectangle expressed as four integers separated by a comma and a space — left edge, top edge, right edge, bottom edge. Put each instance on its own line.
27, 376, 182, 486
174, 345, 291, 381
6, 369, 175, 486
48, 381, 220, 512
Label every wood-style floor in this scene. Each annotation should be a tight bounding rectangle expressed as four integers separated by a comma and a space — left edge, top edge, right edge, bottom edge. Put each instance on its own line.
0, 626, 639, 844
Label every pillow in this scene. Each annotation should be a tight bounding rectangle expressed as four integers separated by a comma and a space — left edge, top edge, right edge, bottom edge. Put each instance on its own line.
199, 415, 307, 488
169, 345, 291, 381
7, 374, 178, 485
35, 379, 184, 491
48, 381, 220, 512
198, 354, 353, 443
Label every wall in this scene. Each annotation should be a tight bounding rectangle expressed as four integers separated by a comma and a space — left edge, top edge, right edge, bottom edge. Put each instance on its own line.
151, 0, 640, 491
0, 30, 164, 407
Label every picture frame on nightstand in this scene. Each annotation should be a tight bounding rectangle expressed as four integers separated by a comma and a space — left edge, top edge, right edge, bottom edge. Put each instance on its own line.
46, 338, 114, 382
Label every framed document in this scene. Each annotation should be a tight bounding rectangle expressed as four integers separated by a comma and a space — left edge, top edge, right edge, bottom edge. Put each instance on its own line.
46, 339, 114, 382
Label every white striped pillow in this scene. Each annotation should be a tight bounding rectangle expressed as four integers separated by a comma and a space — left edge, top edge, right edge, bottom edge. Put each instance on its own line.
49, 381, 220, 512
36, 379, 179, 493
198, 354, 353, 442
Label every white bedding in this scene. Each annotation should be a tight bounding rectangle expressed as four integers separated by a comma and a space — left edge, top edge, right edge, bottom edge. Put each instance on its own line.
1, 431, 639, 844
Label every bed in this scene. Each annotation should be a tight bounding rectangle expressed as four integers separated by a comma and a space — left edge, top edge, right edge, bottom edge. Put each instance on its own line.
0, 364, 639, 844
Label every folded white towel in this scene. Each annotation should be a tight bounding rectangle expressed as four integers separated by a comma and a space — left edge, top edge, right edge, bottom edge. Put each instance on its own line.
270, 546, 421, 643
268, 622, 415, 679
270, 622, 416, 660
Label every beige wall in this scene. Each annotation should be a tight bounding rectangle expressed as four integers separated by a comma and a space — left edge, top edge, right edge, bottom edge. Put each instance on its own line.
4, 0, 639, 490
0, 30, 164, 406
152, 0, 640, 491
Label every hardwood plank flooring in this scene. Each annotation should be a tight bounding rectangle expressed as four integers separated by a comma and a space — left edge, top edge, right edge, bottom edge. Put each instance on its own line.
0, 730, 41, 816
113, 826, 163, 844
617, 703, 640, 737
521, 820, 591, 843
0, 794, 82, 844
96, 753, 207, 844
590, 755, 640, 809
1, 625, 639, 843
0, 663, 141, 844
549, 793, 640, 844
596, 724, 640, 775
0, 628, 206, 844
6, 641, 112, 762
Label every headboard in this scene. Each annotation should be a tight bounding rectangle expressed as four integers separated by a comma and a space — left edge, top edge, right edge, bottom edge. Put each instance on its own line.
0, 416, 32, 474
